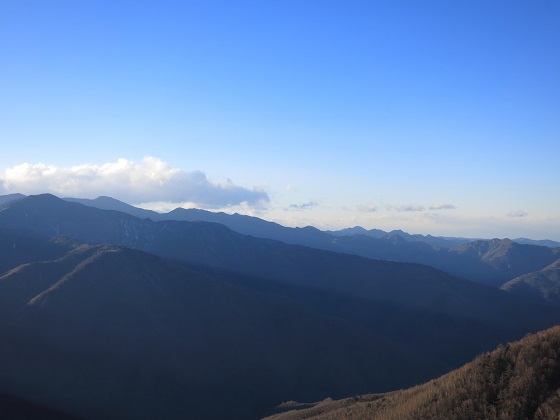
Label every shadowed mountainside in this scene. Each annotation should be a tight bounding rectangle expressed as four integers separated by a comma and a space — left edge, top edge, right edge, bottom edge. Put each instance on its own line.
266, 325, 560, 419
1, 194, 559, 372
0, 243, 443, 419
0, 228, 75, 274
501, 259, 560, 305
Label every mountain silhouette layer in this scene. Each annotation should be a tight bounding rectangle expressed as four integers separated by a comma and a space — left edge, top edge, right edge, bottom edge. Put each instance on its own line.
0, 243, 442, 419
1, 194, 560, 418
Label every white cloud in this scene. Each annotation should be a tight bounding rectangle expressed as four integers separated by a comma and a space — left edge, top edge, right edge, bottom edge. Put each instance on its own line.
396, 203, 425, 212
508, 210, 528, 218
356, 202, 378, 213
429, 203, 456, 210
1, 157, 269, 208
288, 202, 318, 210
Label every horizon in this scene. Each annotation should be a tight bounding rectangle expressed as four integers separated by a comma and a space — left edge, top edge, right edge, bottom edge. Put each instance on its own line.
2, 191, 559, 243
1, 1, 559, 241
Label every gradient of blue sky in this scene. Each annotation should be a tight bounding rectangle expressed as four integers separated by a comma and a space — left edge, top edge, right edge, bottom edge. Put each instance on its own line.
1, 1, 559, 239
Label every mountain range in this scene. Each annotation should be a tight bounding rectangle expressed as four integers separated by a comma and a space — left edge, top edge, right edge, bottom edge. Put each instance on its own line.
0, 193, 559, 418
0, 194, 548, 288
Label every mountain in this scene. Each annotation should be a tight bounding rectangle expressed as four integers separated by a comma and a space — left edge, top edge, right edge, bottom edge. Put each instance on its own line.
62, 195, 333, 248
501, 258, 560, 305
0, 241, 442, 419
266, 324, 560, 419
1, 194, 560, 371
56, 195, 560, 287
447, 239, 560, 287
328, 226, 473, 248
64, 195, 161, 220
0, 193, 25, 206
0, 228, 75, 274
514, 237, 560, 248
12, 193, 557, 288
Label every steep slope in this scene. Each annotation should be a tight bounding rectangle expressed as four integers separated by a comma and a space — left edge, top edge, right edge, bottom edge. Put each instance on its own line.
501, 259, 560, 304
266, 325, 560, 419
0, 243, 442, 419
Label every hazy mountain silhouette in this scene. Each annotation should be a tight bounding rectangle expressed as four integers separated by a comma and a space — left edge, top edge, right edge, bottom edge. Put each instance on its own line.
47, 194, 560, 287
328, 226, 473, 248
2, 194, 560, 417
64, 196, 162, 220
447, 239, 560, 287
513, 238, 560, 248
0, 195, 553, 322
266, 325, 560, 419
0, 242, 443, 419
501, 259, 560, 305
0, 193, 26, 206
1, 194, 559, 371
4, 194, 558, 288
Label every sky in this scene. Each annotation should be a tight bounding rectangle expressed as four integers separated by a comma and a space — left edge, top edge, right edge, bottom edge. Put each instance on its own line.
1, 0, 559, 240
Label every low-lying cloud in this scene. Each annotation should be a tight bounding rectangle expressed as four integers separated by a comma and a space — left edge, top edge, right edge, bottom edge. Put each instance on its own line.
1, 157, 269, 208
357, 203, 378, 213
396, 203, 425, 212
508, 210, 528, 218
289, 202, 318, 210
429, 203, 456, 210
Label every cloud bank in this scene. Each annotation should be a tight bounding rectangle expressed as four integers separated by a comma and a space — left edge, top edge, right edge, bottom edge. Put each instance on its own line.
0, 157, 269, 208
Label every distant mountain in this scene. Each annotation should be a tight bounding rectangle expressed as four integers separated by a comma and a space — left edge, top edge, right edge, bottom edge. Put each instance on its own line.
501, 258, 560, 304
64, 195, 161, 220
61, 195, 333, 248
0, 193, 25, 206
266, 325, 560, 419
447, 239, 560, 287
0, 241, 442, 419
50, 194, 560, 287
3, 193, 560, 289
1, 194, 560, 372
324, 235, 560, 288
328, 226, 473, 248
514, 237, 560, 248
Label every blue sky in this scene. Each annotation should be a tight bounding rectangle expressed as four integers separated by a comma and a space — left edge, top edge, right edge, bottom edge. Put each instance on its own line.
1, 1, 559, 240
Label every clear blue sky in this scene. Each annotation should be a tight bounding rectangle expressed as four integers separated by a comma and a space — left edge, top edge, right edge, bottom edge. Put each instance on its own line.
1, 0, 559, 240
